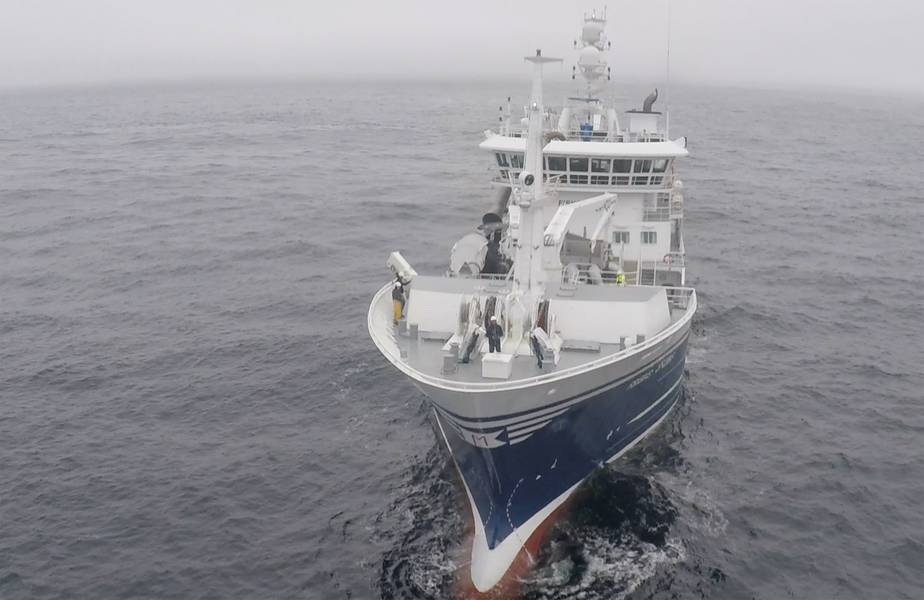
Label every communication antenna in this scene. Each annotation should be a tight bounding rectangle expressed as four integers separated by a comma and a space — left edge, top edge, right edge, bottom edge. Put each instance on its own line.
665, 0, 673, 137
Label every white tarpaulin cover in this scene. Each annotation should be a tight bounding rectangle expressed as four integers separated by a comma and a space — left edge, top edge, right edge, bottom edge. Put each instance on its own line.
550, 285, 670, 343
450, 232, 488, 274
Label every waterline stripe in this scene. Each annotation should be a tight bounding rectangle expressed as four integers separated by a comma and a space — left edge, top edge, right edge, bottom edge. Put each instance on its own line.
628, 376, 683, 425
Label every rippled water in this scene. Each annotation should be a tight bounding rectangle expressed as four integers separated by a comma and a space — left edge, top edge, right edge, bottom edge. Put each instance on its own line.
1, 80, 923, 599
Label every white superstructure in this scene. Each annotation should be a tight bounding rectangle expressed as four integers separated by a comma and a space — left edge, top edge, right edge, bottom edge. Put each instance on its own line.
481, 8, 688, 288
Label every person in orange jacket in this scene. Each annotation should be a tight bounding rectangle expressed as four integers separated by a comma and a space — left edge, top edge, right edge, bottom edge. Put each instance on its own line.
391, 281, 405, 325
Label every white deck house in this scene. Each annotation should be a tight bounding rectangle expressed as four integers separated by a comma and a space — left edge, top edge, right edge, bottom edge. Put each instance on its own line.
479, 17, 690, 288
482, 130, 689, 286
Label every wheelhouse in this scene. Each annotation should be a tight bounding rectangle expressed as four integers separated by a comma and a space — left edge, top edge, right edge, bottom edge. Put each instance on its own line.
479, 115, 689, 288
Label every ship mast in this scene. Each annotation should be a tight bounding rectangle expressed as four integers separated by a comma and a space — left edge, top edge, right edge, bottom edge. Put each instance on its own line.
512, 50, 561, 303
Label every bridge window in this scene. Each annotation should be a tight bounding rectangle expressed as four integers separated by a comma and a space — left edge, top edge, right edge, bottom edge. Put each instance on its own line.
569, 174, 588, 184
641, 231, 657, 244
591, 158, 611, 173
591, 175, 609, 185
612, 159, 632, 173
569, 157, 589, 172
546, 156, 567, 171
633, 160, 653, 173
652, 159, 670, 173
510, 153, 524, 168
613, 230, 630, 244
495, 153, 509, 167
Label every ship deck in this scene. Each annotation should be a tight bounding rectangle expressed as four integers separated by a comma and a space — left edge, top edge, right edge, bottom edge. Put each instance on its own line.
369, 276, 696, 388
401, 332, 625, 385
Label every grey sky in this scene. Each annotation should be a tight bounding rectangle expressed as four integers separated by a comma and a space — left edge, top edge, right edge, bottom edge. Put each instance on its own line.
1, 0, 921, 93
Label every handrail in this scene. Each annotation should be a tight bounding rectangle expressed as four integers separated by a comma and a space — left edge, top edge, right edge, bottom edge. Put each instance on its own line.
642, 206, 671, 221
490, 173, 671, 189
368, 282, 697, 393
560, 265, 639, 286
499, 126, 667, 144
445, 271, 511, 281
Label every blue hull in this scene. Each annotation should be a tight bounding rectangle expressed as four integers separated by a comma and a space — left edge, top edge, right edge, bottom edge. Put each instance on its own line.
433, 335, 688, 549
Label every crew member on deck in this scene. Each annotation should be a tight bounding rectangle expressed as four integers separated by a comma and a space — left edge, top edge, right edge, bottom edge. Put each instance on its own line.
486, 315, 503, 353
530, 330, 544, 369
616, 268, 626, 286
580, 118, 593, 141
391, 281, 405, 325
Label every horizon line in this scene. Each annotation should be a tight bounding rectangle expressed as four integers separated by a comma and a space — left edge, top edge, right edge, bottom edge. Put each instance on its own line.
1, 74, 922, 102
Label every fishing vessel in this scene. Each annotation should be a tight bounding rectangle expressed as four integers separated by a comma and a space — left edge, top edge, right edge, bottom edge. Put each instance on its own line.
368, 10, 696, 592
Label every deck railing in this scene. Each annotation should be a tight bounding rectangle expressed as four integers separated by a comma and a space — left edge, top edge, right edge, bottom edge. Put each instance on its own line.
665, 286, 695, 311
499, 126, 666, 144
642, 206, 671, 221
442, 262, 684, 287
491, 172, 672, 191
640, 252, 685, 271
445, 271, 511, 282
560, 265, 638, 287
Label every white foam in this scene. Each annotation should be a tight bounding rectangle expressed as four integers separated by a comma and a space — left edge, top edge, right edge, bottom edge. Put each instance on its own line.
521, 531, 687, 598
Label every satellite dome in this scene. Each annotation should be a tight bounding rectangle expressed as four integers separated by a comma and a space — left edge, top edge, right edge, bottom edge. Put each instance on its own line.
579, 45, 602, 65
578, 46, 605, 79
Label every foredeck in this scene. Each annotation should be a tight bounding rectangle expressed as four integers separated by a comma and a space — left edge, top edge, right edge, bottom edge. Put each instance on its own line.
368, 277, 696, 390
404, 334, 623, 385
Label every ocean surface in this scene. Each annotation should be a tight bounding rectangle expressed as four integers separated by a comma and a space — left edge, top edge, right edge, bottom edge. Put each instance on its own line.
1, 79, 923, 599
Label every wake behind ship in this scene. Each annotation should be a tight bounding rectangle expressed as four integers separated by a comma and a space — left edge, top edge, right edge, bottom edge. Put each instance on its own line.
368, 11, 696, 593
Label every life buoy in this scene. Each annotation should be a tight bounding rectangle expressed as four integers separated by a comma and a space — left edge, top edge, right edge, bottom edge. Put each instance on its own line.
663, 254, 673, 264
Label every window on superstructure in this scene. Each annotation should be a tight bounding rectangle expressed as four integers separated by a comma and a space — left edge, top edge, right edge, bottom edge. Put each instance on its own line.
547, 156, 566, 171
510, 153, 524, 169
652, 159, 670, 173
650, 176, 664, 185
496, 153, 509, 167
613, 231, 630, 244
591, 175, 609, 185
641, 231, 657, 244
631, 160, 652, 185
569, 174, 588, 184
612, 159, 632, 173
499, 170, 509, 180
614, 176, 630, 185
569, 157, 589, 172
591, 158, 611, 173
